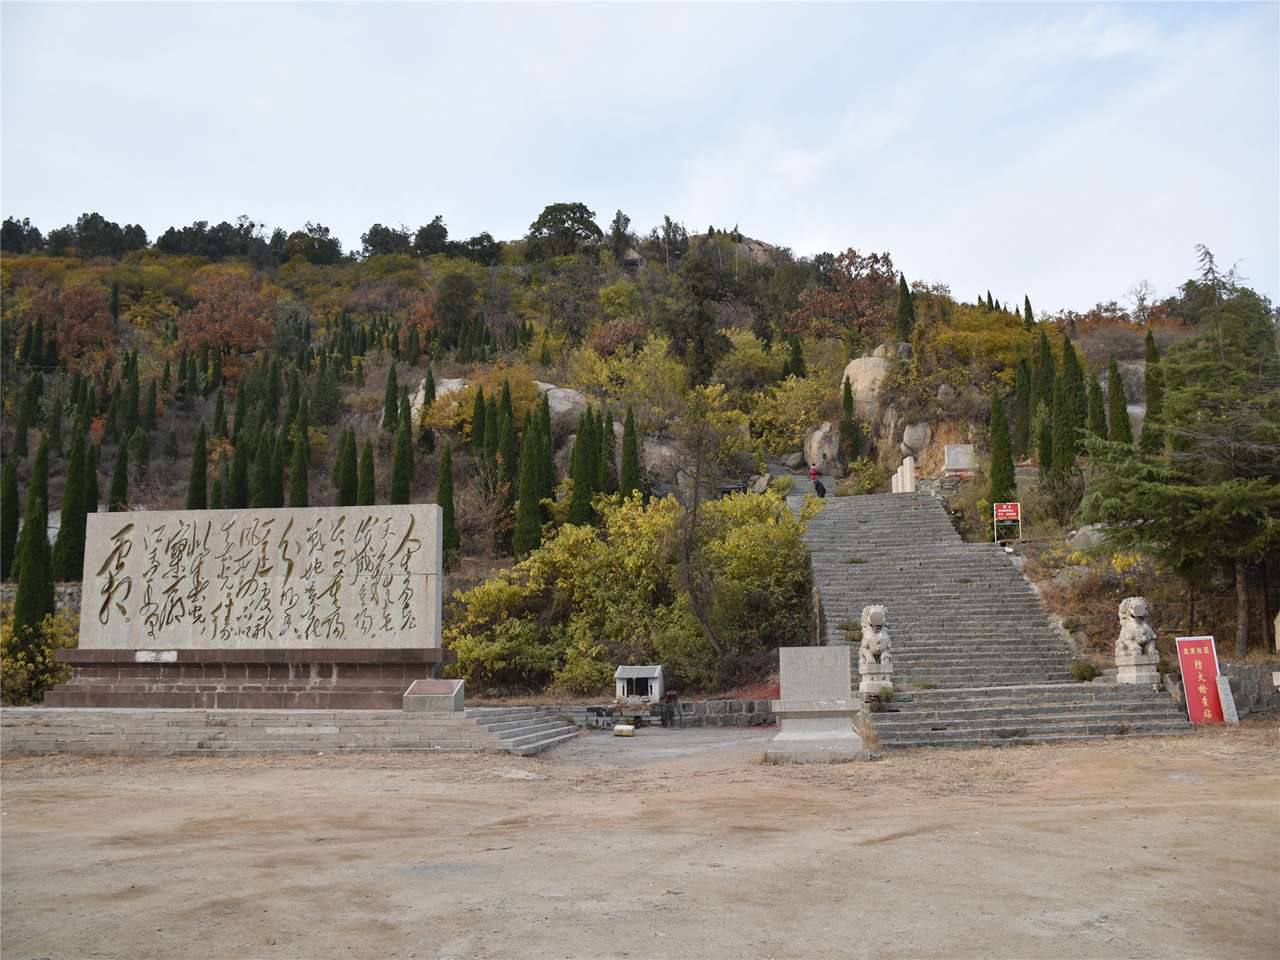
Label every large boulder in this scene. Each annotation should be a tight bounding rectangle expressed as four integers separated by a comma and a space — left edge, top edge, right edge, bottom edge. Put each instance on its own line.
901, 421, 932, 456
803, 421, 840, 473
841, 356, 890, 423
410, 376, 468, 421
642, 437, 682, 485
534, 381, 589, 430
781, 451, 805, 469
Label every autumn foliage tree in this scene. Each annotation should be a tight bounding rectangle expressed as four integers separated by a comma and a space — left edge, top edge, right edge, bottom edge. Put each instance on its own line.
179, 268, 275, 357
785, 249, 896, 351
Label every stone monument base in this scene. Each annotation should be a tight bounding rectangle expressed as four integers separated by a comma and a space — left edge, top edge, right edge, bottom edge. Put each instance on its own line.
1116, 651, 1160, 685
46, 648, 448, 710
859, 666, 893, 694
765, 699, 870, 763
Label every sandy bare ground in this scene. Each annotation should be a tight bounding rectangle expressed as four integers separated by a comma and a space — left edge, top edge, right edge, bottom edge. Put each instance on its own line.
2, 722, 1277, 960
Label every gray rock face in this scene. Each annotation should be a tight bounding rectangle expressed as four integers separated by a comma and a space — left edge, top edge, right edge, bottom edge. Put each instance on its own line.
750, 474, 771, 495
841, 356, 891, 422
410, 376, 468, 422
643, 437, 682, 484
1067, 524, 1106, 551
781, 451, 806, 469
901, 421, 932, 456
536, 382, 589, 429
804, 421, 840, 472
936, 383, 958, 405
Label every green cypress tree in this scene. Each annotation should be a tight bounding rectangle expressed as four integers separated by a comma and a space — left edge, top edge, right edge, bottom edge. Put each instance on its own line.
988, 391, 1015, 508
539, 394, 555, 500
250, 431, 273, 508
418, 368, 437, 454
85, 445, 100, 515
1033, 330, 1055, 414
30, 438, 49, 533
229, 438, 249, 508
124, 361, 140, 435
107, 443, 129, 512
840, 379, 861, 462
232, 384, 249, 441
1037, 412, 1053, 480
186, 425, 208, 509
1012, 357, 1032, 458
212, 461, 228, 510
471, 386, 487, 452
1050, 371, 1074, 476
12, 492, 54, 636
786, 337, 806, 378
1061, 337, 1086, 436
288, 429, 309, 507
497, 411, 518, 507
210, 349, 223, 393
568, 425, 595, 525
1023, 295, 1034, 330
483, 395, 500, 463
144, 379, 158, 432
337, 429, 358, 506
161, 359, 171, 393
383, 364, 399, 432
895, 273, 915, 341
47, 395, 63, 458
1086, 376, 1107, 437
130, 427, 150, 481
212, 389, 226, 438
438, 444, 460, 570
13, 396, 29, 458
620, 405, 642, 500
390, 404, 413, 504
598, 409, 617, 494
297, 398, 311, 464
2, 457, 20, 580
272, 428, 287, 507
1106, 354, 1132, 443
512, 425, 543, 559
1139, 331, 1165, 454
357, 438, 376, 505
986, 290, 994, 310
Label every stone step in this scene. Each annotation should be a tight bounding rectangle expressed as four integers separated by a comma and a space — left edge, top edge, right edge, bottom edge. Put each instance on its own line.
906, 683, 1161, 702
508, 729, 580, 756
877, 725, 1195, 749
489, 719, 575, 741
874, 704, 1183, 727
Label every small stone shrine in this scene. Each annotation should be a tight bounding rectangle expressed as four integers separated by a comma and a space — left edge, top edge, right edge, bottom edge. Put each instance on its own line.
47, 504, 445, 709
858, 604, 894, 693
765, 646, 869, 763
1114, 596, 1159, 685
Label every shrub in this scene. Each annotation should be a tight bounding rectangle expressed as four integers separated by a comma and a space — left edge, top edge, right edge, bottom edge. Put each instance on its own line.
748, 375, 831, 457
1071, 660, 1099, 683
768, 474, 795, 495
1, 605, 76, 705
836, 458, 884, 496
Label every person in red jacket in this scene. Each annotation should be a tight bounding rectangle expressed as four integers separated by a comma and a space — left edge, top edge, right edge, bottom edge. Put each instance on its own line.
809, 464, 818, 484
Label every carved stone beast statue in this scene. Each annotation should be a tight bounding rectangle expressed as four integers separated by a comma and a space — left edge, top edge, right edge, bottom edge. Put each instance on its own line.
1116, 596, 1157, 658
859, 605, 892, 673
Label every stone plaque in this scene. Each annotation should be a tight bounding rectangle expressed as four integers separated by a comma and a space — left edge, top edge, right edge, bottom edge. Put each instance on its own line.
80, 505, 442, 650
943, 444, 977, 473
1216, 676, 1239, 725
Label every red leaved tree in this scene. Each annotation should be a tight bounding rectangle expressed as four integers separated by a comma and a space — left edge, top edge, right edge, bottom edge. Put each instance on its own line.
785, 249, 896, 346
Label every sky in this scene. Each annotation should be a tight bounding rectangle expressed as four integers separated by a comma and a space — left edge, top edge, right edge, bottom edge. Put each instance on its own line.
2, 2, 1277, 313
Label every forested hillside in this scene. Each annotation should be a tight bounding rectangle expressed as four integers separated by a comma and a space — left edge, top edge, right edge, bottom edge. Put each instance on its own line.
1, 206, 1276, 700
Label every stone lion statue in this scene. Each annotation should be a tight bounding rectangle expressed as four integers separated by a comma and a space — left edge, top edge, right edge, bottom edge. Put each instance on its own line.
859, 605, 892, 672
1116, 596, 1157, 657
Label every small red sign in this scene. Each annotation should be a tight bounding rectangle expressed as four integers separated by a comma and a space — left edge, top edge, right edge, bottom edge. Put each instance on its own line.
994, 502, 1020, 521
1175, 636, 1224, 724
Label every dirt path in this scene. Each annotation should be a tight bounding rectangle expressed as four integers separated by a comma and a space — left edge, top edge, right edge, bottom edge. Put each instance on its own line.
2, 723, 1277, 959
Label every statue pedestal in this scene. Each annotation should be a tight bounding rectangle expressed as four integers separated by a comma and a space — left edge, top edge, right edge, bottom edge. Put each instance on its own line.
765, 647, 869, 763
1116, 651, 1160, 685
859, 665, 893, 694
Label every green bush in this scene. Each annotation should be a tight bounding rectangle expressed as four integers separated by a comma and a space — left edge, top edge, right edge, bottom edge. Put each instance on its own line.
1071, 660, 1099, 683
836, 458, 884, 496
1, 605, 76, 705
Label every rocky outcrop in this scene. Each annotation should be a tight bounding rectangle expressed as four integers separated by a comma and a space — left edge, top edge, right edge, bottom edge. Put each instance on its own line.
901, 421, 932, 457
803, 421, 840, 473
841, 356, 890, 423
533, 381, 589, 430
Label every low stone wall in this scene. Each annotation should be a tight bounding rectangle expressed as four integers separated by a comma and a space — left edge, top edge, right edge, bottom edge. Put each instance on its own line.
1, 708, 511, 756
0, 581, 82, 616
557, 699, 774, 729
1220, 662, 1280, 718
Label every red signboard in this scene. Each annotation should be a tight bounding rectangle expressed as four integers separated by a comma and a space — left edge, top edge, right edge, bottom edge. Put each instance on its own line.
1175, 636, 1224, 724
994, 502, 1021, 521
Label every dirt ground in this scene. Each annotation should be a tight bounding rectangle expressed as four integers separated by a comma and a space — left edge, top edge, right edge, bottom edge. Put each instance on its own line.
2, 721, 1277, 960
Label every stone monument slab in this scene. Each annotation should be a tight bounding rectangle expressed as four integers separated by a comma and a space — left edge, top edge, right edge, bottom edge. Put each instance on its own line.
765, 646, 869, 763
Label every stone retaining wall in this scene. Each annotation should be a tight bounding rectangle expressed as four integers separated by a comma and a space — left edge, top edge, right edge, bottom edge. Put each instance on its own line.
0, 708, 512, 756
0, 582, 82, 615
1220, 662, 1280, 718
557, 699, 773, 729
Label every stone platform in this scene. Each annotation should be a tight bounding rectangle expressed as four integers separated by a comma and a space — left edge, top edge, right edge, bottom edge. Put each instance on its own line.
1, 706, 580, 756
46, 647, 448, 710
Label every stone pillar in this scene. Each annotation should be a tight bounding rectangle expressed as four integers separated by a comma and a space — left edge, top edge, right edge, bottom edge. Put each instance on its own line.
766, 646, 869, 763
891, 471, 901, 493
902, 456, 916, 493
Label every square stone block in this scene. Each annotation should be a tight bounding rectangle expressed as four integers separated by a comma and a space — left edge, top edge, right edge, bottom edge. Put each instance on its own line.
402, 679, 464, 713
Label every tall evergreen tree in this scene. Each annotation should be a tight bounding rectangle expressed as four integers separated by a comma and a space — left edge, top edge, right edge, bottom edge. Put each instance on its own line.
30, 438, 49, 533
336, 429, 358, 506
390, 403, 413, 504
47, 395, 63, 457
1012, 357, 1032, 458
1032, 330, 1055, 414
598, 409, 617, 494
568, 417, 595, 525
840, 379, 861, 462
497, 411, 518, 506
288, 429, 309, 507
12, 492, 54, 636
1, 457, 20, 580
131, 426, 150, 481
417, 368, 437, 453
988, 391, 1015, 509
1037, 413, 1053, 479
229, 438, 249, 508
85, 445, 100, 515
895, 273, 915, 341
232, 384, 249, 440
143, 379, 158, 431
483, 395, 500, 463
186, 425, 207, 509
357, 438, 376, 505
107, 443, 129, 511
250, 431, 273, 508
1050, 371, 1074, 476
539, 394, 555, 501
512, 425, 543, 558
620, 405, 642, 500
1023, 294, 1034, 329
1086, 376, 1107, 437
1139, 330, 1165, 454
212, 389, 226, 437
1106, 354, 1132, 443
212, 461, 228, 510
471, 386, 487, 452
383, 363, 399, 432
438, 444, 460, 570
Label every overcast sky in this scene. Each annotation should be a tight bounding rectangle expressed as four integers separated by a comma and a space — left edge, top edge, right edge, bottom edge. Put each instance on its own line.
2, 2, 1276, 312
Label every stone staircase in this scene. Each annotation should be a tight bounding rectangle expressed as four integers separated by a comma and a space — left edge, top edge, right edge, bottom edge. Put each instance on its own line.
794, 492, 1190, 748
464, 707, 581, 756
2, 705, 580, 757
